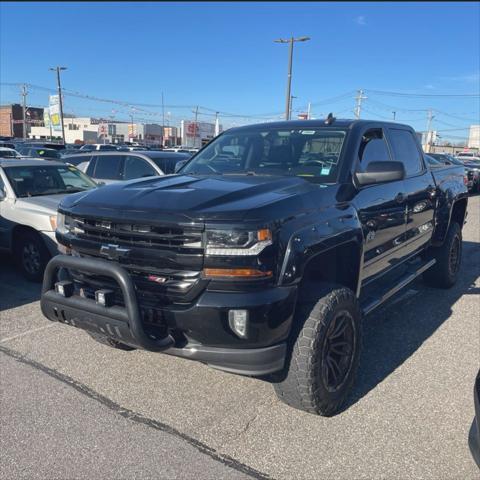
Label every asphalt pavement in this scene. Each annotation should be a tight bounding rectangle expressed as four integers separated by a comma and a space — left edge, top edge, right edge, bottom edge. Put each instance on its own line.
1, 195, 479, 479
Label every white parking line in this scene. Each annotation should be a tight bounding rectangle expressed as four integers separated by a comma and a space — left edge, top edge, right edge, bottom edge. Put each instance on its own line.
0, 324, 55, 344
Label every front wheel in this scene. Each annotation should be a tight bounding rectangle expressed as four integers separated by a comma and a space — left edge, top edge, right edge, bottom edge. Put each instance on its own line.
273, 284, 362, 416
423, 222, 462, 289
16, 231, 51, 282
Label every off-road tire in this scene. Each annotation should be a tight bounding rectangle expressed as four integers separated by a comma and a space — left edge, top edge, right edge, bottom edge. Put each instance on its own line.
16, 231, 51, 282
87, 332, 136, 351
273, 284, 362, 416
423, 222, 462, 289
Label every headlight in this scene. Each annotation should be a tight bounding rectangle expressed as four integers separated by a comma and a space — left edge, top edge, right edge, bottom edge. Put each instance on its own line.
206, 228, 272, 256
56, 212, 69, 234
49, 215, 57, 231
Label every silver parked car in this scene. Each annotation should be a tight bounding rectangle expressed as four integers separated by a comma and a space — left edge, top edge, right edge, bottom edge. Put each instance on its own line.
0, 159, 96, 281
63, 150, 190, 184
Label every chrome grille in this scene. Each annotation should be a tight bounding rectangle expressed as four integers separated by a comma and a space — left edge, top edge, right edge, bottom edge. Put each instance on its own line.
70, 215, 203, 252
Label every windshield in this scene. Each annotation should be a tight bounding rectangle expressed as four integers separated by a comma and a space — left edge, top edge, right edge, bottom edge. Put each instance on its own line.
429, 153, 463, 165
4, 164, 96, 198
425, 155, 442, 167
182, 127, 347, 182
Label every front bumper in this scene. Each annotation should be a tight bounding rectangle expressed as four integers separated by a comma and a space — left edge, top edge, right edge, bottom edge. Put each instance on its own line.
40, 255, 293, 375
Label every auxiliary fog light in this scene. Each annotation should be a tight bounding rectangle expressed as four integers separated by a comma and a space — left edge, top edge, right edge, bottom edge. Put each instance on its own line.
228, 309, 249, 338
95, 289, 114, 307
55, 281, 74, 297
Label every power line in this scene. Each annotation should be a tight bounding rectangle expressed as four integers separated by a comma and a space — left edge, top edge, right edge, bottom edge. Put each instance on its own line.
366, 89, 480, 98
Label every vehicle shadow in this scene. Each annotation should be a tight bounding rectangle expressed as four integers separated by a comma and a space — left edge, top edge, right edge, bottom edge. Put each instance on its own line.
0, 253, 42, 311
341, 239, 480, 412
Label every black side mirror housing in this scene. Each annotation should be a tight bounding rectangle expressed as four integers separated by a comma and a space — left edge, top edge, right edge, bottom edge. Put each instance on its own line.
355, 161, 405, 187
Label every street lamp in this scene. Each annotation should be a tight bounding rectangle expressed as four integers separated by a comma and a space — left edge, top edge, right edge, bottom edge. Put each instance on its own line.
49, 66, 67, 144
274, 36, 310, 120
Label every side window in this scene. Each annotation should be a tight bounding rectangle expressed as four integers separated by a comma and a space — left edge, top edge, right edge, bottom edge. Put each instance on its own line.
388, 129, 423, 176
123, 156, 156, 180
93, 155, 123, 180
65, 155, 89, 166
358, 129, 391, 171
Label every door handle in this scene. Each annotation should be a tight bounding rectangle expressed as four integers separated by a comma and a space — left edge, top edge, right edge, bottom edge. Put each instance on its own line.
395, 192, 406, 203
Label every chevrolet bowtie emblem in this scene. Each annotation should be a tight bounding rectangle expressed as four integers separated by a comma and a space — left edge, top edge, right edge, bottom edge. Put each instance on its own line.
100, 244, 130, 260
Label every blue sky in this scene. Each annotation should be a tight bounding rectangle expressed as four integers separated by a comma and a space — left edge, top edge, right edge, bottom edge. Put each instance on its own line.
1, 1, 479, 140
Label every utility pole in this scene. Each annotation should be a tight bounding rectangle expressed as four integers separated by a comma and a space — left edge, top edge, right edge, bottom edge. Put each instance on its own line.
425, 109, 435, 153
354, 89, 367, 119
392, 111, 396, 121
307, 102, 311, 120
21, 84, 28, 140
49, 66, 67, 144
274, 36, 311, 120
290, 95, 297, 118
214, 111, 220, 137
161, 92, 165, 147
193, 105, 199, 148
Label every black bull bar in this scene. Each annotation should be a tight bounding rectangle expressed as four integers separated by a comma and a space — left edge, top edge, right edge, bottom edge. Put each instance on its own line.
41, 255, 174, 351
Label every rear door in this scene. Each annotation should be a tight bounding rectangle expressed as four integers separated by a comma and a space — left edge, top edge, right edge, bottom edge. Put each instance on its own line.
89, 155, 124, 184
353, 127, 408, 281
386, 128, 436, 257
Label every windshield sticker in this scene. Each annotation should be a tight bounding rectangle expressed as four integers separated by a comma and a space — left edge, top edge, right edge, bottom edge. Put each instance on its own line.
300, 130, 316, 135
321, 167, 331, 175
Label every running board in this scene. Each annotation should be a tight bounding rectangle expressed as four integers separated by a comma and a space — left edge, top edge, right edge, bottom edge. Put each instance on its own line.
361, 258, 436, 316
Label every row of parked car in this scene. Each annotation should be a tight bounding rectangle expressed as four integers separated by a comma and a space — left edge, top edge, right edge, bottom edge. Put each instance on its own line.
424, 152, 480, 193
0, 143, 193, 280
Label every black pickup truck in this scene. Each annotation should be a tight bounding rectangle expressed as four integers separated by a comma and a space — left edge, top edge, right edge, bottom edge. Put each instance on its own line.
41, 119, 468, 415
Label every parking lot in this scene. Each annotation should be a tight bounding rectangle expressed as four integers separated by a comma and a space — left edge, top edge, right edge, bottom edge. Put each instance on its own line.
1, 194, 479, 479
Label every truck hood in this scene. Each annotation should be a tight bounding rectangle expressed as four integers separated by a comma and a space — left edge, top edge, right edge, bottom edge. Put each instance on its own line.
16, 193, 66, 216
60, 174, 330, 224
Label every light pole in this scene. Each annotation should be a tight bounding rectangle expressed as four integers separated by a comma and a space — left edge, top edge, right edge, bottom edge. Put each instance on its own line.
49, 67, 67, 144
274, 36, 310, 120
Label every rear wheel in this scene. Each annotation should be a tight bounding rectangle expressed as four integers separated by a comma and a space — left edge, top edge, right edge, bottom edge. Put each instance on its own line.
16, 231, 51, 282
423, 222, 462, 289
273, 284, 362, 416
87, 332, 136, 351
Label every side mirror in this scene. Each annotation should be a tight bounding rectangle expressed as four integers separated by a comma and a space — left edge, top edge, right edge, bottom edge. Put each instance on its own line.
174, 160, 188, 173
355, 161, 405, 187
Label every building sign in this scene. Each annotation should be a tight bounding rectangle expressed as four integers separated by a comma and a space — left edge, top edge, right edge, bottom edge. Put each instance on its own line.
49, 95, 61, 132
128, 124, 137, 138
181, 121, 215, 147
98, 123, 108, 137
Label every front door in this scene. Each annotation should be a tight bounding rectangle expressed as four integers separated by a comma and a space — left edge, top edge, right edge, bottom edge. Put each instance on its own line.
352, 128, 408, 281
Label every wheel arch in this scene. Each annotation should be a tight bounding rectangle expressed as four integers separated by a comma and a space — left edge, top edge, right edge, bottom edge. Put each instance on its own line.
11, 224, 44, 253
432, 196, 468, 246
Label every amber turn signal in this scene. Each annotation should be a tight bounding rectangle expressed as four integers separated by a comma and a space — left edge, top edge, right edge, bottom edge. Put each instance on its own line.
203, 268, 272, 278
257, 229, 272, 242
